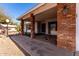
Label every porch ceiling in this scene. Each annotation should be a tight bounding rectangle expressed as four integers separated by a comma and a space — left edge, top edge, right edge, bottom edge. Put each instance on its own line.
24, 6, 57, 22
35, 7, 57, 21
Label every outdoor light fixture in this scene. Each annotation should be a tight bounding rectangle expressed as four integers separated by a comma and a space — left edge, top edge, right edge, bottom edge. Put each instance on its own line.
63, 5, 69, 15
6, 19, 10, 23
6, 19, 10, 36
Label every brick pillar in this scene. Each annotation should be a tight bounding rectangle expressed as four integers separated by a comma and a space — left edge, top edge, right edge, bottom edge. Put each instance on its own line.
21, 19, 24, 35
30, 13, 35, 38
57, 3, 76, 52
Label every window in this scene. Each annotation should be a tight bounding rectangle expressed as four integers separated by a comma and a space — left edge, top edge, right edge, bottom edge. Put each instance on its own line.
48, 21, 57, 35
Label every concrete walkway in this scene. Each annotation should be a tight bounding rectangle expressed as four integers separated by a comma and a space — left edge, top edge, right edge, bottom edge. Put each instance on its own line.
0, 35, 24, 56
10, 35, 74, 56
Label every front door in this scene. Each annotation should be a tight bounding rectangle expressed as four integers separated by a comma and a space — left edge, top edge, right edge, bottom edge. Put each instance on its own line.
37, 22, 46, 34
41, 23, 46, 34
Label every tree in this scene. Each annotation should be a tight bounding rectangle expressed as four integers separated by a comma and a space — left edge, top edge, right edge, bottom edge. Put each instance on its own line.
16, 24, 21, 32
0, 7, 20, 32
0, 8, 12, 24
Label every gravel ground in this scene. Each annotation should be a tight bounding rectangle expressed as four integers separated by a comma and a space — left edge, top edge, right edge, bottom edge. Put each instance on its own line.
0, 35, 25, 56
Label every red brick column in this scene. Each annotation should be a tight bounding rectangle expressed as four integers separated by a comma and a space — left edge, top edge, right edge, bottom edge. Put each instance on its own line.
21, 19, 24, 35
57, 3, 76, 52
30, 14, 35, 39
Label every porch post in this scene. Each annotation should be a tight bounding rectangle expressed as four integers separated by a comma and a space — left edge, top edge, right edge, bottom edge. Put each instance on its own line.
21, 19, 24, 35
57, 3, 76, 52
30, 13, 35, 39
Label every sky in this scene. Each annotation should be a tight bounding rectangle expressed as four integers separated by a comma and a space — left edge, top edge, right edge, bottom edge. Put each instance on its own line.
0, 3, 38, 23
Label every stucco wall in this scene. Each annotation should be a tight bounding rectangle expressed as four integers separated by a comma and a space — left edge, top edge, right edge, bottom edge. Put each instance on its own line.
35, 22, 38, 33
24, 21, 26, 33
76, 3, 79, 51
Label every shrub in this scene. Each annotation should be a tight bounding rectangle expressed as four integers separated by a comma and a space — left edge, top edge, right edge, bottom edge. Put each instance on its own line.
25, 32, 30, 37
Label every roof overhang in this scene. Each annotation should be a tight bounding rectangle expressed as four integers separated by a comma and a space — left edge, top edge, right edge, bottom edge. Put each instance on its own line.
18, 3, 57, 21
17, 3, 45, 20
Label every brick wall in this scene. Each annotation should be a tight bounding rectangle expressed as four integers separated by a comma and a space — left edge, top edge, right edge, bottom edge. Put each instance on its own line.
57, 3, 76, 52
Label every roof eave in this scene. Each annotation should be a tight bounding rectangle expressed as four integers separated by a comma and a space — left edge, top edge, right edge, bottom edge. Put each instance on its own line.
17, 3, 45, 20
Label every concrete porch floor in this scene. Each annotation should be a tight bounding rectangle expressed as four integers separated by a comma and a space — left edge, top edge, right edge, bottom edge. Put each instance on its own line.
9, 35, 75, 56
35, 34, 57, 45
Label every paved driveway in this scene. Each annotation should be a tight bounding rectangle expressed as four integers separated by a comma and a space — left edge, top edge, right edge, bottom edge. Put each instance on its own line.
0, 35, 24, 56
10, 35, 73, 56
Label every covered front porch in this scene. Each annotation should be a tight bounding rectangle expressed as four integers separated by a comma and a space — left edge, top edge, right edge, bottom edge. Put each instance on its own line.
19, 3, 76, 52
10, 35, 73, 56
23, 4, 57, 45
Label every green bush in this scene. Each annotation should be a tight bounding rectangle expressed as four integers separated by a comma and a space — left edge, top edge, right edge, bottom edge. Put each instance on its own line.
25, 32, 30, 37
